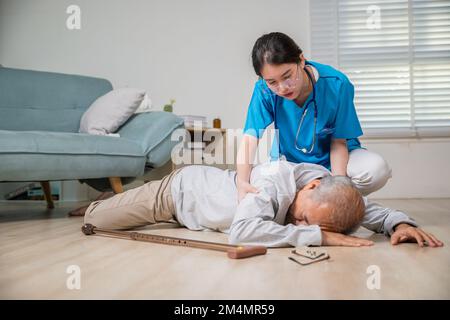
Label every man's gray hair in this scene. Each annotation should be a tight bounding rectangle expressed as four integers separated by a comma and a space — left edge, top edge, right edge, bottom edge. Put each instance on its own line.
310, 175, 365, 234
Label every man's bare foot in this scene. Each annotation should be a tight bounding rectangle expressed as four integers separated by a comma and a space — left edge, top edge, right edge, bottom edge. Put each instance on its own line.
68, 191, 115, 217
68, 204, 90, 217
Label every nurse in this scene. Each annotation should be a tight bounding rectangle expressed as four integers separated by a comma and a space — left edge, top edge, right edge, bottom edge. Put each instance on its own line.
237, 32, 392, 201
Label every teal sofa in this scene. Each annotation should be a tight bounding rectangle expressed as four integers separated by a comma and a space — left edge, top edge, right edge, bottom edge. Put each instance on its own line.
0, 67, 184, 207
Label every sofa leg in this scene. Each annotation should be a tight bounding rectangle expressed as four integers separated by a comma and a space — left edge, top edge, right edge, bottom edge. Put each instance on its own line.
40, 181, 54, 209
108, 177, 124, 194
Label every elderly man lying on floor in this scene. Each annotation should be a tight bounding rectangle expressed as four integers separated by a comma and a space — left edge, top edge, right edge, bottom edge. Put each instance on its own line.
84, 161, 443, 247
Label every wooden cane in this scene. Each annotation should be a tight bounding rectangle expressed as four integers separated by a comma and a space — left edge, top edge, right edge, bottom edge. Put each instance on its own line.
82, 224, 267, 259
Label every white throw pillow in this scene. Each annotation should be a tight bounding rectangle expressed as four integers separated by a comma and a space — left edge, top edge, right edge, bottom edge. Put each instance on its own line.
79, 88, 146, 135
134, 93, 153, 113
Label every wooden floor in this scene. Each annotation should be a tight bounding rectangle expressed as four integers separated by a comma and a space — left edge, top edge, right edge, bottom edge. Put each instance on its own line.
0, 198, 449, 299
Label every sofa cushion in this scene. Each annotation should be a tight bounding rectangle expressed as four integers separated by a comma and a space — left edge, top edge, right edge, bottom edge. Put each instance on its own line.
0, 130, 146, 181
117, 111, 184, 167
0, 130, 143, 156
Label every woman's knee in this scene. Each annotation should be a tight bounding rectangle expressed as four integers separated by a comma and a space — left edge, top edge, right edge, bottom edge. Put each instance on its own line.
348, 150, 392, 195
368, 155, 391, 188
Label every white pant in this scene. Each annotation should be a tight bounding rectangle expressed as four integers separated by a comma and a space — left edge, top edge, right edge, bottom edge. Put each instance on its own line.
347, 148, 392, 196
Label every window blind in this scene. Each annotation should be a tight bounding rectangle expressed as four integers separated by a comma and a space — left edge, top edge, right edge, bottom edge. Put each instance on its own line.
310, 0, 450, 137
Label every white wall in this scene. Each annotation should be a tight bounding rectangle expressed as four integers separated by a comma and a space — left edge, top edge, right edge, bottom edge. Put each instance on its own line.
0, 0, 310, 128
362, 138, 450, 199
1, 0, 449, 199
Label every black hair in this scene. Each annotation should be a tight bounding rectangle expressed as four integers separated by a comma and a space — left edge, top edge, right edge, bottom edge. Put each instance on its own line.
251, 32, 303, 77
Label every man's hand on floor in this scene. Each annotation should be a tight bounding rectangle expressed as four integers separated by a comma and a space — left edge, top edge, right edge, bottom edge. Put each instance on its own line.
321, 231, 374, 247
391, 223, 444, 247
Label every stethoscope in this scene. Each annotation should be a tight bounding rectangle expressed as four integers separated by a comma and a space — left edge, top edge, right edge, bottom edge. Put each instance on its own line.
271, 63, 317, 161
294, 66, 317, 154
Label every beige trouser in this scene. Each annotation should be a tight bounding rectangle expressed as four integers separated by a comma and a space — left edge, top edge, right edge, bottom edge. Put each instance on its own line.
347, 148, 392, 196
84, 169, 180, 230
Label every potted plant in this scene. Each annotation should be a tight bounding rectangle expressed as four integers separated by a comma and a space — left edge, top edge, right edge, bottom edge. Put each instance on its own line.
163, 99, 176, 112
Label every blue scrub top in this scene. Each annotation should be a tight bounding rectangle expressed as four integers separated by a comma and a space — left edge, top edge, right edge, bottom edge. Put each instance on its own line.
243, 60, 363, 169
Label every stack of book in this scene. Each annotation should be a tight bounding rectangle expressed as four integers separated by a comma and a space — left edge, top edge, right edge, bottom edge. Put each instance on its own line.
178, 115, 208, 128
4, 182, 39, 200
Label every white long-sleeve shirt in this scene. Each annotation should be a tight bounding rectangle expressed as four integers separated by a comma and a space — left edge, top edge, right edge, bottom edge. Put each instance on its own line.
170, 161, 417, 247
